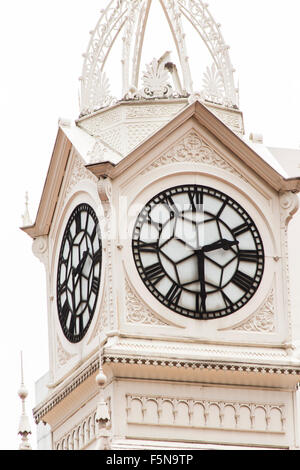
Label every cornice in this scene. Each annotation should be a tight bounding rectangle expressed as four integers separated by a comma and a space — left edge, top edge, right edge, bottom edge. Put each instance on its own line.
33, 344, 300, 425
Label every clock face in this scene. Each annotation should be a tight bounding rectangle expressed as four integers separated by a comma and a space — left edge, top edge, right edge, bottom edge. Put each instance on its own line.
57, 204, 102, 343
132, 185, 264, 320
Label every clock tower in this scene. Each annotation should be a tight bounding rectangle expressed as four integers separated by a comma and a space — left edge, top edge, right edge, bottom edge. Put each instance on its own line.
22, 0, 300, 450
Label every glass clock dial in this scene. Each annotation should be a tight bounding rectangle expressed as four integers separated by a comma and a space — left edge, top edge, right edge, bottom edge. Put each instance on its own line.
57, 204, 102, 343
132, 185, 264, 320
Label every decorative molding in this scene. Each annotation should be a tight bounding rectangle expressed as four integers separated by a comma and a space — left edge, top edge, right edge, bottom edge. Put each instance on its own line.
97, 178, 112, 205
87, 140, 109, 164
126, 393, 286, 434
32, 236, 48, 266
33, 353, 300, 425
97, 178, 116, 331
279, 192, 299, 344
64, 153, 98, 204
89, 291, 110, 343
141, 131, 247, 183
54, 397, 111, 450
125, 280, 170, 326
279, 191, 299, 228
57, 336, 76, 368
209, 108, 244, 136
125, 103, 185, 119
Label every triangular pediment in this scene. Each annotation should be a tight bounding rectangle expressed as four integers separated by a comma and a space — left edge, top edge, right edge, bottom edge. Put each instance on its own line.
87, 101, 300, 193
22, 101, 300, 240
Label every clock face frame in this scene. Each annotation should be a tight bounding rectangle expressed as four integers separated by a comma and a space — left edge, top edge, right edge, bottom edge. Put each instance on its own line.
56, 203, 102, 343
132, 185, 264, 320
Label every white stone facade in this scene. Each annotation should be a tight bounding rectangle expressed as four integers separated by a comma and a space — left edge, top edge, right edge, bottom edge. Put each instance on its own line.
21, 0, 300, 451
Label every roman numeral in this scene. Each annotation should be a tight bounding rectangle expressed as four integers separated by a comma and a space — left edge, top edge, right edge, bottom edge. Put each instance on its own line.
144, 263, 165, 285
66, 231, 73, 246
136, 240, 158, 253
93, 249, 101, 265
58, 280, 67, 295
231, 271, 254, 291
91, 224, 97, 241
165, 196, 179, 217
91, 277, 99, 294
195, 293, 205, 314
239, 250, 259, 263
165, 283, 182, 306
232, 223, 251, 237
75, 212, 81, 234
217, 200, 228, 218
221, 292, 233, 308
69, 314, 77, 336
60, 301, 70, 326
188, 188, 203, 212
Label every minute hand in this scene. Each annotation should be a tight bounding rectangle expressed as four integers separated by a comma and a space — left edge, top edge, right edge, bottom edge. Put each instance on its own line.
202, 239, 239, 253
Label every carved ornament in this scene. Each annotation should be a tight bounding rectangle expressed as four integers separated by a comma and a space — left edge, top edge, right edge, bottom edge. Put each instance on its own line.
141, 131, 247, 183
125, 280, 171, 326
32, 236, 48, 266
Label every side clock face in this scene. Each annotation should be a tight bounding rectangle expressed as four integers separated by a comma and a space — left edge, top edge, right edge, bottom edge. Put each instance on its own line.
132, 185, 264, 320
57, 204, 102, 343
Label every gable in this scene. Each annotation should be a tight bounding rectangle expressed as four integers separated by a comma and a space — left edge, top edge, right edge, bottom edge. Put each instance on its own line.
87, 101, 300, 194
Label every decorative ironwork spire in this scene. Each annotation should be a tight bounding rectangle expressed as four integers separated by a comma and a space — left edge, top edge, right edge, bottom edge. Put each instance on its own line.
79, 0, 238, 116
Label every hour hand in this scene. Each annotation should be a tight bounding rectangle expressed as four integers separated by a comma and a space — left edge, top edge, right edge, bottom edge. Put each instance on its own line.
73, 251, 88, 276
203, 239, 239, 253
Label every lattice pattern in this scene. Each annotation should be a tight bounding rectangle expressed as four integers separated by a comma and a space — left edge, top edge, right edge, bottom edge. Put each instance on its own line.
80, 0, 238, 115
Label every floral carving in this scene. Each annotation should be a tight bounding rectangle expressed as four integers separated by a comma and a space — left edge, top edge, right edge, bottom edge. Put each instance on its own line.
142, 131, 247, 183
141, 58, 173, 98
125, 280, 170, 326
202, 63, 225, 105
232, 288, 275, 333
64, 153, 98, 204
88, 140, 109, 164
57, 336, 76, 368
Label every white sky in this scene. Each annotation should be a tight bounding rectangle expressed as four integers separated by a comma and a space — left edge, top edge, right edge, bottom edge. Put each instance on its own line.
0, 0, 299, 450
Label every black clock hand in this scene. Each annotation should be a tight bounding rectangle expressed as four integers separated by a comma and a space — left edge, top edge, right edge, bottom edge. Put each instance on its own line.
203, 239, 239, 253
196, 249, 207, 313
74, 250, 88, 276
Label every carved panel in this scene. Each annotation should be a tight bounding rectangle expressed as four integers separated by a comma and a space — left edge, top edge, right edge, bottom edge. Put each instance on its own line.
141, 131, 247, 183
126, 394, 286, 434
227, 286, 275, 333
64, 153, 98, 204
125, 280, 170, 326
57, 335, 76, 368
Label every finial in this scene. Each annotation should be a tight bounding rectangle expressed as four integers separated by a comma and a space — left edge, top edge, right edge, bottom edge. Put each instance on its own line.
21, 192, 33, 227
18, 352, 32, 450
95, 339, 111, 450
